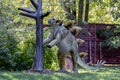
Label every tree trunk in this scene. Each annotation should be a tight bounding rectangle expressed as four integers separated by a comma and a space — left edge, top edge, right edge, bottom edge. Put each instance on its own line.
78, 0, 84, 25
72, 0, 76, 20
30, 0, 44, 71
19, 0, 51, 72
64, 6, 72, 20
32, 18, 44, 71
84, 0, 89, 22
59, 0, 76, 20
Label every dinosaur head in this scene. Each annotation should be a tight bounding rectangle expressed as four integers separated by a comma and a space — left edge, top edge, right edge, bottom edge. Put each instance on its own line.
48, 17, 56, 26
48, 17, 63, 26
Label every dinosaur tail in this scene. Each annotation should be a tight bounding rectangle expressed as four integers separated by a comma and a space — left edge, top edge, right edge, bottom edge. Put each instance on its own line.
76, 55, 105, 70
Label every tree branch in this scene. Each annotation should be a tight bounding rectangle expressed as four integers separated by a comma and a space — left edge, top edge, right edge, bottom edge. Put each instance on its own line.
30, 0, 38, 9
19, 12, 36, 18
18, 8, 35, 13
41, 11, 52, 18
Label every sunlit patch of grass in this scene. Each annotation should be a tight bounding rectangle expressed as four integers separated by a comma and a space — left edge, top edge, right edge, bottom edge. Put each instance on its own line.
0, 66, 120, 80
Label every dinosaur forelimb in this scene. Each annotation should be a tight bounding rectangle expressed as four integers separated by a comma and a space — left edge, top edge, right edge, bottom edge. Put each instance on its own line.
47, 33, 61, 47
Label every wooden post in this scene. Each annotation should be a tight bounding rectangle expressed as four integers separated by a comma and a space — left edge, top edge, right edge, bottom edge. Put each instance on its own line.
94, 25, 97, 63
89, 40, 92, 62
18, 0, 51, 71
99, 42, 102, 60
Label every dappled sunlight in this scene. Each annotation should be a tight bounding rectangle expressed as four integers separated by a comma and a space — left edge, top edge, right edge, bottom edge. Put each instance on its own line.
2, 72, 18, 80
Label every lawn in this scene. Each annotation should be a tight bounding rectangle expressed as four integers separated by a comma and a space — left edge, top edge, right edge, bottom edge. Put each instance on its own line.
0, 66, 120, 80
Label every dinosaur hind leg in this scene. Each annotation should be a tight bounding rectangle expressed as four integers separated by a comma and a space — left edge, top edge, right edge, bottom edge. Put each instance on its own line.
70, 51, 78, 73
57, 50, 66, 72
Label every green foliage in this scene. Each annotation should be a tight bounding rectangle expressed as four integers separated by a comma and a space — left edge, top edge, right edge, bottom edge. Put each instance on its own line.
44, 46, 59, 70
42, 0, 65, 23
0, 25, 35, 71
97, 25, 120, 49
0, 0, 35, 70
0, 25, 18, 71
14, 27, 35, 71
89, 0, 120, 24
0, 25, 59, 71
59, 0, 76, 10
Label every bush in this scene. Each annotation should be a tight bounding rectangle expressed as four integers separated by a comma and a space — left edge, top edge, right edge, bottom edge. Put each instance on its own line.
44, 46, 59, 70
0, 25, 59, 71
97, 25, 120, 49
0, 25, 18, 71
0, 25, 35, 71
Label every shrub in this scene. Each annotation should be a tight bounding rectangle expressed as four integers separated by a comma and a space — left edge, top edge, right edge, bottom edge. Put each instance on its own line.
0, 25, 18, 71
0, 25, 59, 71
97, 25, 120, 49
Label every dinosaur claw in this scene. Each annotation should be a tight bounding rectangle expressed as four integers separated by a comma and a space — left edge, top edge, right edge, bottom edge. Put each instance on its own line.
101, 61, 106, 65
97, 60, 99, 65
46, 44, 52, 48
96, 60, 106, 68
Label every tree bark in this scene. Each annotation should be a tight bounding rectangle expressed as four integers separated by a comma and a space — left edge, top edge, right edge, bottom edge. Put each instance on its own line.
84, 0, 90, 22
32, 18, 44, 71
72, 0, 76, 20
64, 6, 72, 20
78, 0, 84, 25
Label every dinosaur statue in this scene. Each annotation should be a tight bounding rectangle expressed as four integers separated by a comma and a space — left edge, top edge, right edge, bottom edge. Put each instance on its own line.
44, 19, 85, 71
43, 17, 105, 73
56, 19, 85, 71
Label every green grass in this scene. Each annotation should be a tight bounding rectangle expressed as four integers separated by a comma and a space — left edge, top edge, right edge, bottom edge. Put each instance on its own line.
0, 66, 120, 80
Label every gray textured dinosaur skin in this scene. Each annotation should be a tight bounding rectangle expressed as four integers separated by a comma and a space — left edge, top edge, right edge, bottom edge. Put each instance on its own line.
43, 17, 105, 73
